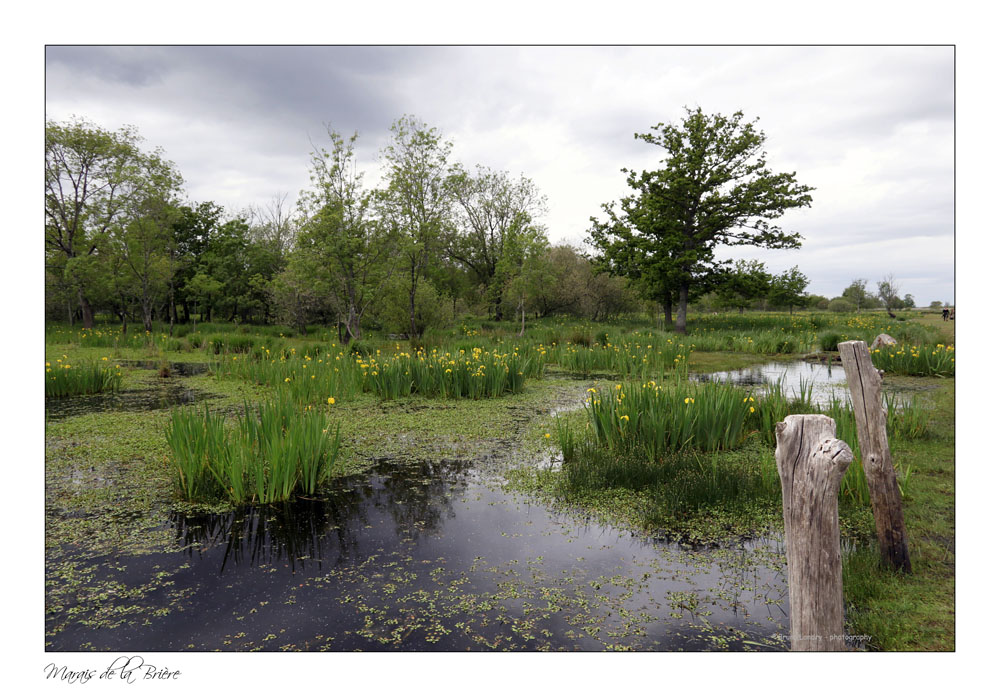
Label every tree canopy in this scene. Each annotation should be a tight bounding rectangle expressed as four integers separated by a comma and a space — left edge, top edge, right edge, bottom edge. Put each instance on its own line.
588, 107, 814, 333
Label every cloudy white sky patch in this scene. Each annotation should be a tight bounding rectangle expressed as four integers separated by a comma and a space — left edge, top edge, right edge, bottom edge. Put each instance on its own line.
45, 45, 954, 304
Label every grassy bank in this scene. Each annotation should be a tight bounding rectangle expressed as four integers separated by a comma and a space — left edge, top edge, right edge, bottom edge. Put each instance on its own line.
841, 379, 955, 650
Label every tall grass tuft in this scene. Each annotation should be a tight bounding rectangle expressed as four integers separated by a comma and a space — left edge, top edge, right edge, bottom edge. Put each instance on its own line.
871, 343, 955, 377
581, 375, 753, 460
45, 360, 124, 397
166, 398, 341, 504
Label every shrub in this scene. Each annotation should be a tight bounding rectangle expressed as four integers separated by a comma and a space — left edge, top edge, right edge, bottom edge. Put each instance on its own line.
829, 298, 853, 313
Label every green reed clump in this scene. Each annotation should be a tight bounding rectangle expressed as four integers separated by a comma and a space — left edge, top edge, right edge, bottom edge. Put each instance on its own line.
819, 331, 841, 351
45, 359, 124, 397
166, 398, 341, 504
581, 376, 753, 460
365, 345, 543, 400
207, 334, 256, 354
871, 343, 955, 377
551, 334, 691, 377
213, 346, 362, 405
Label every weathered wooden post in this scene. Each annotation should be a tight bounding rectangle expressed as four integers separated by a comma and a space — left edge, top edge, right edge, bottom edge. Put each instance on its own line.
775, 414, 853, 651
838, 340, 912, 572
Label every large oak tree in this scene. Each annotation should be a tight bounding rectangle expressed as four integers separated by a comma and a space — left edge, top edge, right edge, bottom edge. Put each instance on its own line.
589, 107, 814, 334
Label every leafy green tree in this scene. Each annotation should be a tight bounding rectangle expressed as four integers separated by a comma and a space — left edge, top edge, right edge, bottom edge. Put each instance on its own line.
447, 165, 547, 320
294, 128, 396, 341
903, 293, 915, 309
527, 244, 590, 318
497, 226, 550, 335
270, 267, 324, 335
379, 115, 453, 337
112, 155, 184, 332
715, 259, 772, 313
172, 202, 225, 323
768, 266, 810, 313
843, 279, 869, 312
46, 117, 175, 327
589, 107, 814, 334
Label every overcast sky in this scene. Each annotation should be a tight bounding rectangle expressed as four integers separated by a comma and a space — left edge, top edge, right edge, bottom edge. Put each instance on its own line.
45, 45, 954, 305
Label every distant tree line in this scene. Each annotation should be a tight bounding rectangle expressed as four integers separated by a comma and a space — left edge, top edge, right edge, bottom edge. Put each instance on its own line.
46, 113, 932, 337
46, 116, 638, 339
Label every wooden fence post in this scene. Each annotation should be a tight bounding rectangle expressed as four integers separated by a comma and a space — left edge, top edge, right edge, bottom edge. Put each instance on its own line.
838, 340, 912, 572
775, 414, 853, 651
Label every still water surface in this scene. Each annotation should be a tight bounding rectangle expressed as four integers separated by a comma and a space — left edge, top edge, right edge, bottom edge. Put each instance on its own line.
47, 458, 789, 651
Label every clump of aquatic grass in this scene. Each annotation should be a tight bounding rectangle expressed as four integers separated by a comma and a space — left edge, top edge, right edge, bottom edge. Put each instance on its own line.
207, 334, 256, 354
871, 343, 955, 377
212, 342, 545, 404
45, 359, 124, 397
365, 345, 543, 399
551, 334, 691, 378
166, 398, 341, 504
744, 379, 791, 447
581, 376, 753, 459
884, 392, 929, 440
819, 331, 841, 352
555, 416, 577, 463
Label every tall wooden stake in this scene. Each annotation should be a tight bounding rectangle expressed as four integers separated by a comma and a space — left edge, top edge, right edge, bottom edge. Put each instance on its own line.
775, 414, 853, 651
838, 340, 912, 572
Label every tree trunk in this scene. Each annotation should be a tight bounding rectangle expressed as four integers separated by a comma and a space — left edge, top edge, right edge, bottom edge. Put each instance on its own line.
838, 340, 912, 572
408, 275, 418, 338
674, 283, 688, 335
78, 289, 95, 329
168, 282, 177, 336
661, 296, 673, 326
775, 414, 853, 651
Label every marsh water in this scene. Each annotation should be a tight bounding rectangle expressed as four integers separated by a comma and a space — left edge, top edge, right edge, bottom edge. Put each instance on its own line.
45, 362, 214, 421
47, 457, 788, 651
46, 360, 793, 652
695, 359, 851, 407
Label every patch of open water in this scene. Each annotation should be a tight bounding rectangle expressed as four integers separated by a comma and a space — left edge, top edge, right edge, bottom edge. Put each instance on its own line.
46, 457, 790, 651
696, 359, 913, 407
45, 362, 216, 421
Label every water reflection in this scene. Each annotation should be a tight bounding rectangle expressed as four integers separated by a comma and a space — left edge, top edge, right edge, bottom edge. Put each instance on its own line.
695, 360, 850, 407
49, 452, 790, 652
172, 459, 474, 573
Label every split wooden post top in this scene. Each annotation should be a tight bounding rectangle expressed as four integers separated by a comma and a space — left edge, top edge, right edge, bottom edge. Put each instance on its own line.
775, 413, 853, 651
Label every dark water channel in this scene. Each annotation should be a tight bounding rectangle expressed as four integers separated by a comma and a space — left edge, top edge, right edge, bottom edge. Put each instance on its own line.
46, 457, 789, 651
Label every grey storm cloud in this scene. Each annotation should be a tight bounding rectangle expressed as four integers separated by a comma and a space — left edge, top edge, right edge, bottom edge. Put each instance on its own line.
44, 45, 954, 305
